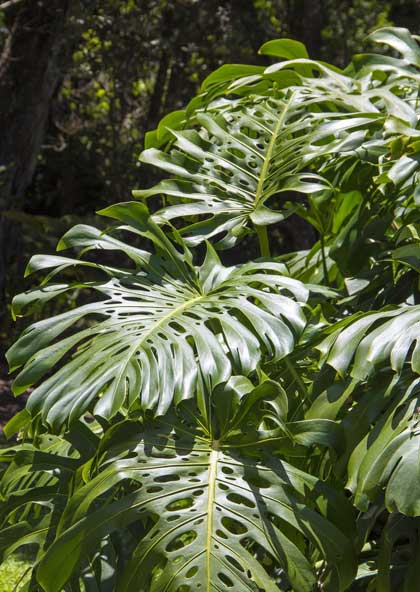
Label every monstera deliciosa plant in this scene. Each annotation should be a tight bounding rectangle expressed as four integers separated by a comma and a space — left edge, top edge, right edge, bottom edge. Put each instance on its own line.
2, 27, 420, 591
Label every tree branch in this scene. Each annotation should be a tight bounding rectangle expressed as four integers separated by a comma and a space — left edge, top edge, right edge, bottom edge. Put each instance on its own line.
0, 0, 24, 10
0, 7, 20, 81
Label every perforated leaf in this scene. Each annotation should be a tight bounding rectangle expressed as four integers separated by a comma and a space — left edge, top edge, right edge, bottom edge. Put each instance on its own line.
37, 398, 356, 592
134, 95, 331, 248
7, 203, 309, 431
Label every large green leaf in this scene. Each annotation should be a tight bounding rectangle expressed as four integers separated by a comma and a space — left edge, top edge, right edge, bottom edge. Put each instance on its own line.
36, 385, 356, 592
375, 513, 420, 592
7, 202, 309, 431
369, 27, 420, 68
259, 38, 309, 61
317, 306, 420, 379
133, 95, 332, 248
347, 380, 420, 515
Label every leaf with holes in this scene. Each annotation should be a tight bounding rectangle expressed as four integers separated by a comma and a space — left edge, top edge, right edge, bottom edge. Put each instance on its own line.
36, 392, 356, 592
7, 202, 309, 432
133, 95, 331, 249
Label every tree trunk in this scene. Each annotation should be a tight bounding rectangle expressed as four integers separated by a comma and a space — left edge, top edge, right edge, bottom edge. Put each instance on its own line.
229, 0, 272, 56
287, 0, 324, 58
0, 0, 70, 306
302, 0, 323, 58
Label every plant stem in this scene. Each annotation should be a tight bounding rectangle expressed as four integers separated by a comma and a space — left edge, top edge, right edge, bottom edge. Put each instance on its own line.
284, 357, 308, 401
320, 234, 329, 284
256, 224, 270, 257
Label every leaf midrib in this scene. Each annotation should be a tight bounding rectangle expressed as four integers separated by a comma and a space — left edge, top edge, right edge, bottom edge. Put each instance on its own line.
253, 93, 294, 208
206, 446, 219, 592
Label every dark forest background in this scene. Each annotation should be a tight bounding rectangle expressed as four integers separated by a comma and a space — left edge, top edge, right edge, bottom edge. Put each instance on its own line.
0, 0, 419, 355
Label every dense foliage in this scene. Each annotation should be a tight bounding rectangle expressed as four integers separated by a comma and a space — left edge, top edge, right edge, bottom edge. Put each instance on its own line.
2, 25, 420, 591
1, 0, 415, 329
